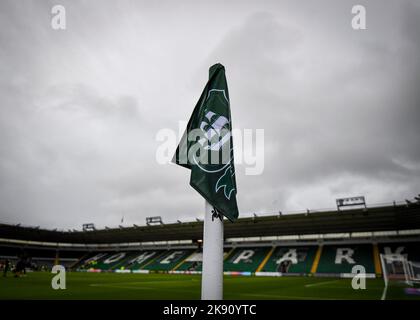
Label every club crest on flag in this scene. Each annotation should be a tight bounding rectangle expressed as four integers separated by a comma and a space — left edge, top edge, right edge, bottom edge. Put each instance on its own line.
198, 109, 230, 152
173, 63, 239, 221
215, 167, 236, 200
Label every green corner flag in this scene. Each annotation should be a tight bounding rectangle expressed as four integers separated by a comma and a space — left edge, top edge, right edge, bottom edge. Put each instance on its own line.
173, 63, 239, 221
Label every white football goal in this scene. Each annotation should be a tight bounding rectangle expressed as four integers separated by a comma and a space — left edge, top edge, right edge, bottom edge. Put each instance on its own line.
380, 254, 420, 300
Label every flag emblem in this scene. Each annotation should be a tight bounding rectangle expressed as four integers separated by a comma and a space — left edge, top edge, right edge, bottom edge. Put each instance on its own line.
173, 64, 239, 221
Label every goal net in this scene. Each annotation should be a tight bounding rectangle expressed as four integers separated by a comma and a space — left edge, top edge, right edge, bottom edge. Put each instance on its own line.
380, 254, 420, 299
408, 261, 420, 284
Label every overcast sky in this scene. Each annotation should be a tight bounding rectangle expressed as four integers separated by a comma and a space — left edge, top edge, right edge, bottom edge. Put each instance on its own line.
0, 0, 419, 230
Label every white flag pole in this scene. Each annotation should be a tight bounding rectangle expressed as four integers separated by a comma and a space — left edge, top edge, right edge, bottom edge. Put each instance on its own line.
201, 200, 224, 300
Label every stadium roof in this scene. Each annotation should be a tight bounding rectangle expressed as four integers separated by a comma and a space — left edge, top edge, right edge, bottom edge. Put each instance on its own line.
1, 204, 419, 244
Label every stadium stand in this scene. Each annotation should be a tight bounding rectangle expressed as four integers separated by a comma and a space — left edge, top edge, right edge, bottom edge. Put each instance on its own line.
78, 252, 128, 271
261, 246, 317, 274
175, 251, 204, 272
378, 242, 420, 263
224, 247, 271, 272
1, 202, 420, 278
316, 244, 376, 276
174, 249, 236, 272
122, 250, 164, 271
144, 249, 196, 271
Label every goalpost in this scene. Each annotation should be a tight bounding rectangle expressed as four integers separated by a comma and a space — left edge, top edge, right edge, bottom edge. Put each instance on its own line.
380, 254, 420, 300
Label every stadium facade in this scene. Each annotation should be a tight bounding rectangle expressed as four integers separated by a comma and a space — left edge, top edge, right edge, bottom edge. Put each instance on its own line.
1, 202, 419, 279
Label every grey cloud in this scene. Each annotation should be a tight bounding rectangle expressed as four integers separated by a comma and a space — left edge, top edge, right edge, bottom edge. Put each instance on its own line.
204, 3, 420, 213
0, 0, 419, 229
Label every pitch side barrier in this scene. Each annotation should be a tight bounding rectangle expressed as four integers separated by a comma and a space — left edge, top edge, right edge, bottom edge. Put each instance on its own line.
80, 268, 378, 279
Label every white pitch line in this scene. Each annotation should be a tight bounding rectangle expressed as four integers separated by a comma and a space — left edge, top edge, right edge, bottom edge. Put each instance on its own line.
304, 280, 340, 288
89, 284, 154, 290
88, 278, 198, 290
89, 278, 196, 286
241, 293, 339, 300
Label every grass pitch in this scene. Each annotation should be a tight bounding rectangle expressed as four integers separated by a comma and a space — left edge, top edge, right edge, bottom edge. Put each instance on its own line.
0, 272, 418, 300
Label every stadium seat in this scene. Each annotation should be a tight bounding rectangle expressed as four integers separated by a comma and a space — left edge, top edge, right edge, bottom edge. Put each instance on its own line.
142, 249, 195, 271
261, 246, 317, 274
224, 247, 271, 272
316, 244, 375, 275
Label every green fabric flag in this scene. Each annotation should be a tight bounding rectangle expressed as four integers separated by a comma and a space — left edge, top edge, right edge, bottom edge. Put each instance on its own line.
173, 63, 239, 221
